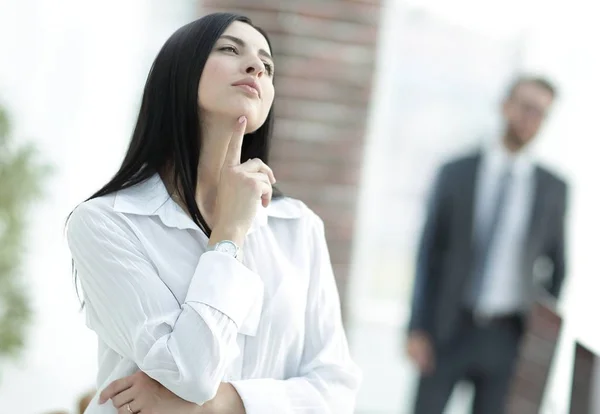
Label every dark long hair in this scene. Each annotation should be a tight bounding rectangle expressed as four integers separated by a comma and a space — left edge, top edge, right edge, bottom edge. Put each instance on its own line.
86, 12, 280, 237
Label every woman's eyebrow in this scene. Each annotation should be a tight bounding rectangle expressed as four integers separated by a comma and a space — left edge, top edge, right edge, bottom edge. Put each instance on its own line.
219, 34, 273, 62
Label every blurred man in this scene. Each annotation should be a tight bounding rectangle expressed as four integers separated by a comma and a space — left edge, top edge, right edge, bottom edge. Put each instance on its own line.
406, 75, 568, 414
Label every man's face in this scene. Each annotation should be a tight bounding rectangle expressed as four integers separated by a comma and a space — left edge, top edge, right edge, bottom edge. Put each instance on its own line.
502, 82, 554, 147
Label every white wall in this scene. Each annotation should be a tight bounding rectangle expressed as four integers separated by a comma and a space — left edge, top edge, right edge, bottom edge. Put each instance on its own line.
0, 1, 196, 412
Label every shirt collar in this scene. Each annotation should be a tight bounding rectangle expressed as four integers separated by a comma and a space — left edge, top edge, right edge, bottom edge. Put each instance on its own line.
484, 137, 535, 176
113, 173, 302, 232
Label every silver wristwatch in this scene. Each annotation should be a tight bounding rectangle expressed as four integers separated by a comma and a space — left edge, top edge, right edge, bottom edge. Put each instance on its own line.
209, 240, 240, 259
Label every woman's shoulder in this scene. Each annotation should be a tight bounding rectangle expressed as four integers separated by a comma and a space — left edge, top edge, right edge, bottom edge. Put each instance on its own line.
267, 196, 320, 222
70, 193, 119, 220
267, 197, 327, 240
67, 193, 129, 239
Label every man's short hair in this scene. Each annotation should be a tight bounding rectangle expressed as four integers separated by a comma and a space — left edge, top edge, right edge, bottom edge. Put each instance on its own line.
507, 75, 558, 99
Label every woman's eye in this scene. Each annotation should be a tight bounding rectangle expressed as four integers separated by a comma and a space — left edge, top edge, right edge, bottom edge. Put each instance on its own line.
263, 62, 274, 76
219, 46, 238, 54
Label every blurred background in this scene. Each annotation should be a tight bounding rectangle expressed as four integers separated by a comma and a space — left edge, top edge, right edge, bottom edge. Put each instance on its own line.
1, 0, 599, 413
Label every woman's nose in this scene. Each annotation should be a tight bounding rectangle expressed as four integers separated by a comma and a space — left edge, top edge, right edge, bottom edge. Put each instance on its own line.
244, 58, 265, 77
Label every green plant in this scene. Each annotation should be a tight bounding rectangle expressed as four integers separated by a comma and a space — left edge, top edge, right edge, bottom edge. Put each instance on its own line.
0, 103, 50, 362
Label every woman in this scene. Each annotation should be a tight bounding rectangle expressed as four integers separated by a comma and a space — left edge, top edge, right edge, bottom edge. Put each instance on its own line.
67, 12, 361, 414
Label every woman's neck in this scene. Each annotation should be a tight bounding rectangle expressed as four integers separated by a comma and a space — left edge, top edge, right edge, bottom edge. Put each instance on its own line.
163, 114, 238, 224
196, 115, 237, 218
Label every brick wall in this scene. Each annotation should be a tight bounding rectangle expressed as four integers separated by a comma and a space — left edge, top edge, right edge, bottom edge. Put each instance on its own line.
198, 0, 382, 317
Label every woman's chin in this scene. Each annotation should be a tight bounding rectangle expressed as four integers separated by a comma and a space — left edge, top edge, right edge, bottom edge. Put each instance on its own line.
204, 97, 267, 132
226, 107, 265, 132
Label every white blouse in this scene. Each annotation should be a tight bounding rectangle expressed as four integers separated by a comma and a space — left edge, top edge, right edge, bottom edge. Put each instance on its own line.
66, 174, 361, 414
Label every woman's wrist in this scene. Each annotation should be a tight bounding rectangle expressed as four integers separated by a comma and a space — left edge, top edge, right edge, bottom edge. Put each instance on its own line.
209, 225, 246, 249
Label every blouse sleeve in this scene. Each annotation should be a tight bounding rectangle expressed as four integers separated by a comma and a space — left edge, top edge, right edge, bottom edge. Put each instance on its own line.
66, 202, 264, 405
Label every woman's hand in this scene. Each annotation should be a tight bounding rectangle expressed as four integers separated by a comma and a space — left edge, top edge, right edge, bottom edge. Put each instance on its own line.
209, 116, 276, 248
99, 372, 246, 414
99, 371, 198, 414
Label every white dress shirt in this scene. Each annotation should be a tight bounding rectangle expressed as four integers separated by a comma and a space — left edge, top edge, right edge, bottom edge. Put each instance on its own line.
66, 174, 361, 414
473, 140, 535, 316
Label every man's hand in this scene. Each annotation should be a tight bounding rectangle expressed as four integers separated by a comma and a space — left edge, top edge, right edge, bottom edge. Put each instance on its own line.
406, 331, 435, 374
99, 371, 246, 414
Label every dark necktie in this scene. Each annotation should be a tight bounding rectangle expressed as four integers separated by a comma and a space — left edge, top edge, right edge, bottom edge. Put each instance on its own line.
467, 164, 514, 308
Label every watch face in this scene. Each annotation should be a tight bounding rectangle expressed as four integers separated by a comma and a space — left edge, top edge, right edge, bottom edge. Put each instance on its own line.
215, 241, 237, 257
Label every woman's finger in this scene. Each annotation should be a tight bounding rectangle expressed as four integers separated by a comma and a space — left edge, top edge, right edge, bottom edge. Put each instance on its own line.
224, 116, 247, 166
258, 180, 273, 207
240, 158, 276, 184
247, 172, 271, 187
111, 386, 136, 409
100, 376, 134, 404
117, 401, 140, 414
246, 172, 272, 204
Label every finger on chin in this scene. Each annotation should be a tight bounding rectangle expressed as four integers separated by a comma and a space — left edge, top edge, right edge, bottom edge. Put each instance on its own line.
236, 115, 247, 130
224, 116, 247, 166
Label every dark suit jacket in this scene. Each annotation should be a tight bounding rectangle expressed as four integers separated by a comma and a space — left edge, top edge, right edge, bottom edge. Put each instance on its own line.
408, 151, 568, 348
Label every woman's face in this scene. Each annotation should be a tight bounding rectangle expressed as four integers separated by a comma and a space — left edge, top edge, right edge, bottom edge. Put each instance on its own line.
198, 21, 275, 133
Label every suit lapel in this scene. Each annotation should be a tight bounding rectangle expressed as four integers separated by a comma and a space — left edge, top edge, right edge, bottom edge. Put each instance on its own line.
460, 153, 482, 250
464, 153, 483, 239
